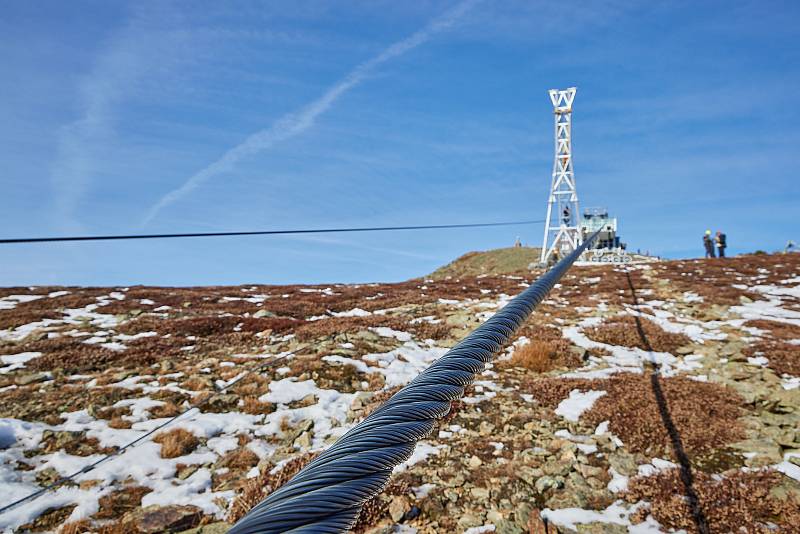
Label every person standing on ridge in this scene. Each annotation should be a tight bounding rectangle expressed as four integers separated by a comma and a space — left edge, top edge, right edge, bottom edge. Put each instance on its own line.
703, 230, 716, 258
716, 230, 727, 258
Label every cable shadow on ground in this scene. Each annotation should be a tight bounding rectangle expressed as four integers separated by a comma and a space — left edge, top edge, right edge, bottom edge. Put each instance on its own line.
624, 270, 710, 534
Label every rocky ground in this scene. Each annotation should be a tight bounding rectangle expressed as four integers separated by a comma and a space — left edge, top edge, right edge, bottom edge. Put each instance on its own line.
1, 253, 799, 533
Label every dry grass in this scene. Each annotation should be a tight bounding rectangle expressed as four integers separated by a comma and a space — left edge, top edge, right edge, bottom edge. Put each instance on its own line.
583, 315, 691, 353
241, 396, 275, 415
623, 468, 800, 533
59, 519, 93, 534
149, 401, 182, 419
227, 452, 318, 523
499, 339, 581, 373
94, 486, 152, 519
216, 447, 260, 471
747, 340, 800, 377
745, 319, 800, 342
152, 428, 199, 459
524, 373, 745, 458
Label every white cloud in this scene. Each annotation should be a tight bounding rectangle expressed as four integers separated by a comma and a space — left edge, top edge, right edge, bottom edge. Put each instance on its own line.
142, 0, 481, 226
50, 5, 190, 231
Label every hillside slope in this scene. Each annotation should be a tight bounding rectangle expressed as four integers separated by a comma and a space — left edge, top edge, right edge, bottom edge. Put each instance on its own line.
429, 246, 542, 279
1, 253, 800, 533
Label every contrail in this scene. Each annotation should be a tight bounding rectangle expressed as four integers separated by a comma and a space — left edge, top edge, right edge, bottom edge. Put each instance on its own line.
143, 0, 479, 226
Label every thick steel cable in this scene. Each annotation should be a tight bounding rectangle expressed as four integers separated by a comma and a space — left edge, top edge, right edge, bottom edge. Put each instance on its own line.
229, 231, 600, 534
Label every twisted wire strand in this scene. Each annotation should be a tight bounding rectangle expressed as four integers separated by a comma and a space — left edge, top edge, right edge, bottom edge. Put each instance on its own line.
230, 232, 598, 533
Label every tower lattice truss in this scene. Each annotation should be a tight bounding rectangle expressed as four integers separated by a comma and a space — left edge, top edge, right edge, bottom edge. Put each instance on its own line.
541, 87, 582, 264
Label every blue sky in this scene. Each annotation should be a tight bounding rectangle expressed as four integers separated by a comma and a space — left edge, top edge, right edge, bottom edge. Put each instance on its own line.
1, 0, 798, 286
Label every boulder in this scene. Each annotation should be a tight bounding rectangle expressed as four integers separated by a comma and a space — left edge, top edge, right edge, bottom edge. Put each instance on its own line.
123, 505, 203, 533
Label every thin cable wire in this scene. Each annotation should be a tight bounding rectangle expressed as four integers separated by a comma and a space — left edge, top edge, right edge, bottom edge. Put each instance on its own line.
0, 220, 545, 245
0, 352, 293, 516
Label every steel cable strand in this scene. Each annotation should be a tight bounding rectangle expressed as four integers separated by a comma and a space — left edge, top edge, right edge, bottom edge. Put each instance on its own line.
229, 232, 598, 534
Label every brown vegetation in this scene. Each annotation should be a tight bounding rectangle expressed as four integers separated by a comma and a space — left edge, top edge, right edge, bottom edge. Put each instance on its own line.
747, 340, 800, 377
153, 428, 199, 459
524, 373, 745, 458
498, 339, 581, 373
583, 315, 690, 353
624, 468, 800, 533
95, 486, 152, 519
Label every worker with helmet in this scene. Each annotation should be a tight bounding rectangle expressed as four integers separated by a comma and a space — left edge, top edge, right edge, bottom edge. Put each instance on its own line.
703, 230, 715, 258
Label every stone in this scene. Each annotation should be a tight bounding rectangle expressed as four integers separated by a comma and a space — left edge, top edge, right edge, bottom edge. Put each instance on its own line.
569, 346, 588, 360
122, 505, 203, 533
293, 431, 312, 448
731, 439, 783, 467
388, 495, 408, 522
468, 455, 483, 468
517, 466, 539, 487
176, 464, 199, 480
535, 476, 561, 492
608, 451, 637, 476
253, 309, 276, 318
577, 523, 628, 534
176, 522, 230, 534
479, 421, 495, 436
546, 488, 587, 509
470, 487, 490, 500
15, 372, 48, 386
527, 509, 558, 534
542, 459, 572, 477
457, 511, 484, 529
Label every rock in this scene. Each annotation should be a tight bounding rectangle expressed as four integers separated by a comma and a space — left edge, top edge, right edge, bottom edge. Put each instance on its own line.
123, 504, 203, 533
468, 455, 483, 468
542, 459, 572, 477
293, 431, 313, 448
205, 394, 239, 413
285, 419, 313, 441
486, 509, 506, 525
471, 487, 490, 500
528, 509, 558, 534
176, 464, 199, 480
546, 487, 587, 509
535, 476, 561, 492
350, 391, 374, 410
789, 457, 800, 468
731, 439, 783, 467
176, 522, 230, 534
253, 309, 276, 318
295, 394, 317, 408
576, 464, 603, 478
569, 346, 588, 360
608, 451, 637, 476
15, 372, 48, 386
479, 421, 495, 436
388, 495, 408, 522
457, 511, 484, 529
720, 341, 746, 357
113, 369, 137, 381
35, 467, 61, 486
577, 523, 628, 534
517, 466, 540, 487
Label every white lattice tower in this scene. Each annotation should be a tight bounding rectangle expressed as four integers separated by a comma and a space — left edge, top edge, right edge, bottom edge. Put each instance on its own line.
540, 87, 582, 264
